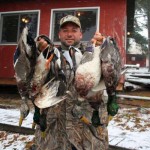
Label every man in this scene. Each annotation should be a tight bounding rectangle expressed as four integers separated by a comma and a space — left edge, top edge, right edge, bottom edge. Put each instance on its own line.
34, 15, 109, 150
58, 15, 109, 150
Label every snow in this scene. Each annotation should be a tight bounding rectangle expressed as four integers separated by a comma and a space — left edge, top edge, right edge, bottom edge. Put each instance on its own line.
0, 107, 150, 150
0, 108, 34, 150
0, 108, 33, 128
124, 67, 150, 90
0, 132, 34, 150
108, 108, 150, 150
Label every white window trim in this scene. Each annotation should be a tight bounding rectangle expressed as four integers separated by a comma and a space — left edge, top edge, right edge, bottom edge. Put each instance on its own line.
0, 10, 40, 45
50, 7, 100, 45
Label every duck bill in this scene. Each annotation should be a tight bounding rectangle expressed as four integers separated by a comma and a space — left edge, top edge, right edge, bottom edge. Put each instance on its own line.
19, 115, 24, 127
108, 115, 113, 123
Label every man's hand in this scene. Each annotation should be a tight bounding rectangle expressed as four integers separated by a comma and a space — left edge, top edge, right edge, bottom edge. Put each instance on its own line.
91, 31, 105, 46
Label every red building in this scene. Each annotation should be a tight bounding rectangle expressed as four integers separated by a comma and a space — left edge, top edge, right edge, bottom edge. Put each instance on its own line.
0, 0, 132, 85
126, 54, 146, 67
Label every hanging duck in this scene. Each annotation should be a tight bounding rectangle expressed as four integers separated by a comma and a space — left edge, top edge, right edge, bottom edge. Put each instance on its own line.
74, 37, 121, 125
101, 37, 121, 117
33, 46, 67, 137
13, 26, 37, 127
30, 45, 54, 137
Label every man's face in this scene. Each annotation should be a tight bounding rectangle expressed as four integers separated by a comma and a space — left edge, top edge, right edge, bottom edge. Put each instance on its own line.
58, 22, 83, 47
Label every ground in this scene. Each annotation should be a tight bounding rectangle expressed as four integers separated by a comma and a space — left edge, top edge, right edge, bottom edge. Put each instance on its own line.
0, 86, 150, 150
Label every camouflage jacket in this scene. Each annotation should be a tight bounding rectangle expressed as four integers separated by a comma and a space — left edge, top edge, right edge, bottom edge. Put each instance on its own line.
34, 43, 109, 150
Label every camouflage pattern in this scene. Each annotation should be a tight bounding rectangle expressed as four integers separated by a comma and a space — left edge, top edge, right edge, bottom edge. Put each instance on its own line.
65, 85, 109, 150
34, 45, 109, 150
34, 101, 72, 150
60, 15, 81, 29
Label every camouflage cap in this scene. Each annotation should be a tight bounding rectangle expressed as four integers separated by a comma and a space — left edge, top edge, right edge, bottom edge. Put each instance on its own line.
60, 15, 81, 29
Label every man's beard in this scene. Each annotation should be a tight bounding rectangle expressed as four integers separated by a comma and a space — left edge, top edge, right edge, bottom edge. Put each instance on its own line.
61, 41, 80, 49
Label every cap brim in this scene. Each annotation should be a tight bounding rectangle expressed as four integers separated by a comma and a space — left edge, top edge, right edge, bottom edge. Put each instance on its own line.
60, 21, 81, 29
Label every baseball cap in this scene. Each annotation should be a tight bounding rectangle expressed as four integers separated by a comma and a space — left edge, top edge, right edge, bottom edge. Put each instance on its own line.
60, 15, 81, 29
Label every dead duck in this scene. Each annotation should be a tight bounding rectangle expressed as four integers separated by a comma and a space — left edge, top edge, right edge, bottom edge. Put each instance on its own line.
33, 47, 67, 137
74, 37, 121, 125
101, 37, 121, 117
29, 37, 61, 130
13, 26, 37, 126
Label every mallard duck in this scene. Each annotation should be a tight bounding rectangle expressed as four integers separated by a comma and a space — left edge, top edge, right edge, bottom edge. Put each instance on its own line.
101, 37, 121, 117
74, 37, 121, 124
13, 26, 37, 126
33, 47, 66, 137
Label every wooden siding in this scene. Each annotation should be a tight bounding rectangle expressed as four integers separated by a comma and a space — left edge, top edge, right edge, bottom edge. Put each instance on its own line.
0, 0, 126, 84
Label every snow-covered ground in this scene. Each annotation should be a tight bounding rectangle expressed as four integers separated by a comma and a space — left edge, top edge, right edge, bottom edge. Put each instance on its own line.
108, 108, 150, 150
0, 107, 150, 150
0, 109, 34, 150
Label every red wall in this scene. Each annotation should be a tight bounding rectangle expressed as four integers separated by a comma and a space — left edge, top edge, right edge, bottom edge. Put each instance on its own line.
0, 0, 126, 81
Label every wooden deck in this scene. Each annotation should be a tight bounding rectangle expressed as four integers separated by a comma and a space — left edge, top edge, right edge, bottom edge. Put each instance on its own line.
117, 90, 150, 108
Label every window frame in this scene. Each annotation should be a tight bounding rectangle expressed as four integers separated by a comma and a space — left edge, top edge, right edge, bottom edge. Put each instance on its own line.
0, 10, 40, 45
50, 7, 100, 45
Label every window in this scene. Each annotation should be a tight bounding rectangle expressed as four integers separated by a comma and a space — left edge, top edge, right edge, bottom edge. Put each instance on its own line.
0, 11, 39, 44
50, 7, 99, 44
131, 56, 136, 61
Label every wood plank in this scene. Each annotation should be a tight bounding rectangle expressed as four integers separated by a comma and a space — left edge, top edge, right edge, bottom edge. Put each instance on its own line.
116, 90, 150, 107
0, 123, 35, 135
117, 99, 150, 108
130, 74, 150, 78
109, 145, 133, 150
0, 78, 16, 85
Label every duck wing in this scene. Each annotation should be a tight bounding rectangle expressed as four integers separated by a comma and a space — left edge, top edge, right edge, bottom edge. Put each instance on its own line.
34, 78, 67, 108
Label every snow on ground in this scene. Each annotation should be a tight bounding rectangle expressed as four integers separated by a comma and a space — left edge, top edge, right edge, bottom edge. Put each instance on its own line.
0, 108, 33, 128
0, 107, 150, 150
0, 108, 34, 150
108, 107, 150, 150
0, 131, 34, 150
